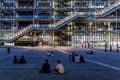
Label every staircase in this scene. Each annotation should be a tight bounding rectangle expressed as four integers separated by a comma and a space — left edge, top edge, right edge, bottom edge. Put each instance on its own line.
97, 1, 120, 17
53, 12, 86, 29
0, 12, 86, 42
1, 24, 55, 42
1, 0, 120, 42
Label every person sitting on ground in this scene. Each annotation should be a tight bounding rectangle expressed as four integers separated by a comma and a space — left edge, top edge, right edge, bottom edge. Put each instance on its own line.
54, 60, 64, 74
13, 55, 18, 64
19, 55, 27, 64
46, 51, 51, 56
68, 54, 72, 62
87, 50, 93, 54
66, 54, 72, 62
65, 54, 71, 62
79, 55, 85, 63
51, 51, 54, 56
75, 54, 80, 63
90, 50, 93, 54
40, 59, 51, 73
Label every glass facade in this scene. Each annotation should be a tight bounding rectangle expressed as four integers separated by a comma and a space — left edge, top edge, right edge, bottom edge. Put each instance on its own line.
0, 0, 120, 49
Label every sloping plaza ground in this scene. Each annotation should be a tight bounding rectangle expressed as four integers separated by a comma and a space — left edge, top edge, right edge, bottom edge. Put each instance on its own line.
0, 46, 120, 80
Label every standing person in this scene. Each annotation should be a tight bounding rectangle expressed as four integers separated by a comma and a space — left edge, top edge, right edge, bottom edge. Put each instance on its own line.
40, 59, 50, 73
54, 60, 64, 74
7, 47, 10, 53
71, 51, 76, 62
13, 55, 18, 64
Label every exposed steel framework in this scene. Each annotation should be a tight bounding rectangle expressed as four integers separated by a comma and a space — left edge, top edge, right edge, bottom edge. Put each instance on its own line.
0, 0, 120, 49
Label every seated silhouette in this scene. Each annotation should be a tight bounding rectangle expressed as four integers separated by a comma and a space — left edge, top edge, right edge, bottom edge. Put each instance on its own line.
87, 50, 93, 54
51, 51, 54, 56
79, 55, 85, 63
19, 55, 27, 64
40, 59, 50, 73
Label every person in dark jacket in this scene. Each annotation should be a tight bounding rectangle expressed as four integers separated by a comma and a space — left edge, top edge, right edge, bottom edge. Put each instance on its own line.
40, 59, 50, 73
13, 55, 18, 64
71, 51, 76, 62
19, 55, 27, 64
79, 55, 85, 63
7, 47, 10, 53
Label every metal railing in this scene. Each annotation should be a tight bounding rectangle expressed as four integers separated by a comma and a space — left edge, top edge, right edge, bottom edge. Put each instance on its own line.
0, 0, 120, 42
0, 12, 87, 42
97, 1, 120, 16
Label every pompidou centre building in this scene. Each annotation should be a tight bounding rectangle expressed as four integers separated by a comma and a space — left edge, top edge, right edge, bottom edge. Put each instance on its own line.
0, 0, 120, 48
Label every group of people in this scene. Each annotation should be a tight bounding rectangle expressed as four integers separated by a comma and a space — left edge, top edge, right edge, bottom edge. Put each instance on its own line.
13, 51, 85, 74
86, 50, 93, 54
13, 55, 27, 64
40, 59, 64, 74
66, 51, 85, 63
46, 51, 54, 56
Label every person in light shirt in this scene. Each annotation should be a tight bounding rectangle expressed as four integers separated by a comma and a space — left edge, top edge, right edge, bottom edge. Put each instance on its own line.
46, 51, 51, 56
75, 54, 80, 63
54, 60, 64, 74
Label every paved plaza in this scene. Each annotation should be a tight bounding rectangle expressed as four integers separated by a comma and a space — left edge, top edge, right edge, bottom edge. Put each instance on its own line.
0, 46, 120, 80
